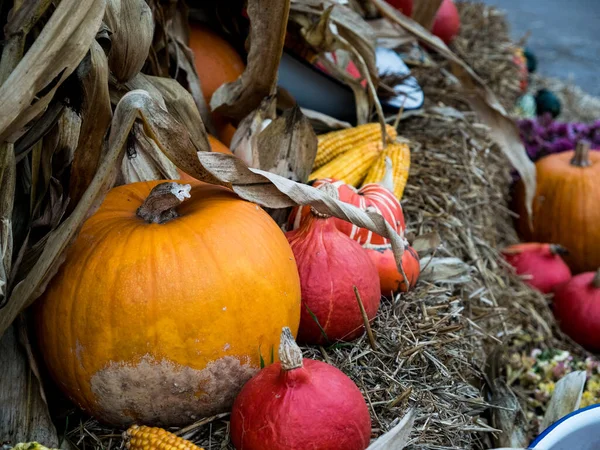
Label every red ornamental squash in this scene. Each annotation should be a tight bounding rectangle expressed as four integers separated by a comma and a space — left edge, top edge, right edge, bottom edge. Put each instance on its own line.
368, 245, 420, 295
285, 184, 381, 344
553, 269, 600, 351
34, 181, 301, 427
230, 328, 372, 450
288, 178, 406, 247
431, 0, 460, 45
501, 243, 572, 294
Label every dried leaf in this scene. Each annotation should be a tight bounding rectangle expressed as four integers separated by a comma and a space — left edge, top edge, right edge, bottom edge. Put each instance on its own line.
31, 108, 81, 218
367, 408, 414, 449
110, 72, 166, 107
0, 145, 16, 303
171, 38, 219, 136
0, 322, 58, 445
146, 75, 212, 155
210, 0, 291, 121
230, 95, 277, 167
368, 18, 415, 50
118, 122, 179, 184
196, 152, 407, 274
104, 0, 154, 82
69, 40, 112, 208
255, 106, 318, 183
541, 370, 586, 433
490, 379, 528, 448
419, 256, 473, 284
371, 0, 536, 224
0, 0, 107, 142
411, 0, 442, 29
0, 0, 54, 85
300, 107, 352, 133
412, 231, 441, 256
13, 101, 65, 161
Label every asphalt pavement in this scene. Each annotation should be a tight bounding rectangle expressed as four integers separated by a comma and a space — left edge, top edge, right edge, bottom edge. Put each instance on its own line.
479, 0, 600, 96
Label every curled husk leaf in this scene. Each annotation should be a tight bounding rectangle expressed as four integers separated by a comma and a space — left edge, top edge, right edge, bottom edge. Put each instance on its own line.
104, 0, 154, 82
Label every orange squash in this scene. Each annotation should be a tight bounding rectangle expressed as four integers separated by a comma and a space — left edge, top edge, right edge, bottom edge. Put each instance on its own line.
34, 181, 301, 427
514, 142, 600, 273
188, 23, 243, 139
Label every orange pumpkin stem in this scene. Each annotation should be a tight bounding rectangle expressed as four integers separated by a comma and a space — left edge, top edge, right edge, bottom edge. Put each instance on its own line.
136, 182, 191, 224
570, 141, 591, 168
279, 327, 303, 371
309, 183, 340, 219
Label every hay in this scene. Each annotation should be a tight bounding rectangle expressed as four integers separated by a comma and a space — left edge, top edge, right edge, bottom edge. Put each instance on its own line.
61, 2, 576, 449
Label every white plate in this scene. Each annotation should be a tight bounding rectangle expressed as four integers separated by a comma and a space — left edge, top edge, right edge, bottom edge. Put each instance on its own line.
530, 404, 600, 449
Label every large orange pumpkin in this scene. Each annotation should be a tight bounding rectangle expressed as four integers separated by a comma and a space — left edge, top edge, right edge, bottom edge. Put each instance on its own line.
514, 142, 600, 273
188, 23, 244, 145
34, 181, 301, 427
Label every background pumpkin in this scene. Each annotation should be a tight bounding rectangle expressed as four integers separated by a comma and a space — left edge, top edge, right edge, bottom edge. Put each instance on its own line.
34, 181, 301, 427
188, 23, 244, 147
514, 142, 600, 273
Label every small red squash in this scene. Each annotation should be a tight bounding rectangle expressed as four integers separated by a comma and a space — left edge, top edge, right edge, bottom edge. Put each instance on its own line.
553, 269, 600, 351
230, 327, 372, 450
285, 184, 381, 344
431, 0, 460, 45
368, 245, 420, 296
501, 243, 572, 294
288, 178, 406, 247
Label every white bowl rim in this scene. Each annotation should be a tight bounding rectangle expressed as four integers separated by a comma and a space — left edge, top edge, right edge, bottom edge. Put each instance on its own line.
530, 403, 600, 447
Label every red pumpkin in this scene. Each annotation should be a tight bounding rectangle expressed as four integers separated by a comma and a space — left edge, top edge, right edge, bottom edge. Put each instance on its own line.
285, 184, 381, 344
385, 0, 413, 17
553, 269, 600, 351
431, 0, 460, 45
501, 243, 572, 294
368, 245, 420, 295
230, 327, 372, 450
288, 178, 405, 247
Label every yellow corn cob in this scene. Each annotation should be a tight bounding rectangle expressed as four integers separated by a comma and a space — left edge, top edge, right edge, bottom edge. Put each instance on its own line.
314, 123, 397, 169
362, 141, 411, 199
123, 425, 205, 450
309, 140, 381, 187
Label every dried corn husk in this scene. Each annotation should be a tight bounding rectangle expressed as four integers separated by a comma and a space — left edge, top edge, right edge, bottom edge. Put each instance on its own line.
104, 0, 154, 82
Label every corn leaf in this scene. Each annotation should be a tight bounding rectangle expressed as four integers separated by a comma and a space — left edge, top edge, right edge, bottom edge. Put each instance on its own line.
210, 0, 291, 121
0, 0, 107, 142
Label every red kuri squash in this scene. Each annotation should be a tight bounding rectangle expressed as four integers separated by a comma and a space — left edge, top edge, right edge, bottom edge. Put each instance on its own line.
553, 269, 600, 351
285, 184, 381, 344
230, 328, 372, 450
502, 243, 572, 294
